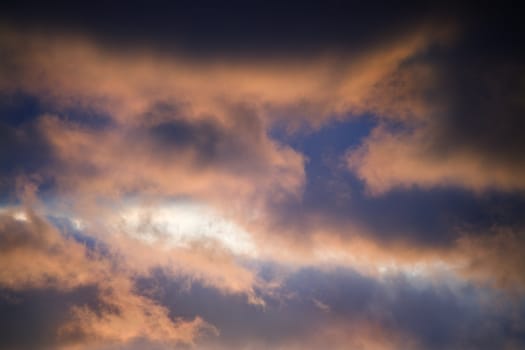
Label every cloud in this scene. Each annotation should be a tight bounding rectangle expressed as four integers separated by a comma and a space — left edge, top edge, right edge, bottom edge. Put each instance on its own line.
59, 277, 216, 348
0, 26, 455, 280
0, 2, 457, 62
2, 24, 523, 299
141, 266, 525, 350
455, 228, 525, 293
0, 208, 218, 349
37, 114, 304, 204
1, 200, 525, 349
0, 208, 105, 290
1, 12, 525, 349
232, 215, 525, 295
347, 125, 525, 195
346, 31, 525, 194
0, 24, 458, 252
0, 25, 453, 126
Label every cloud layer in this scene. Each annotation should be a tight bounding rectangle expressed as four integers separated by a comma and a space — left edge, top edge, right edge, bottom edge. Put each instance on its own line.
1, 3, 525, 349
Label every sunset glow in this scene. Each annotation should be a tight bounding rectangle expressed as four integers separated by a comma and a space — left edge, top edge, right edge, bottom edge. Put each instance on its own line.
1, 2, 525, 350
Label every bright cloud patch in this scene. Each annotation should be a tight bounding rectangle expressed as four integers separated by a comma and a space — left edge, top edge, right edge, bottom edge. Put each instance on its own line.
117, 201, 257, 256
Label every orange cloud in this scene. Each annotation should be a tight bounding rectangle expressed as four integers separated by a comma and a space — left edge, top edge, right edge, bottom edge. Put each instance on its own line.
454, 228, 525, 293
347, 126, 525, 195
4, 21, 521, 321
0, 208, 106, 290
98, 230, 263, 299
0, 26, 463, 278
0, 208, 218, 348
0, 24, 453, 127
59, 276, 216, 349
38, 114, 305, 204
235, 216, 525, 294
197, 319, 418, 350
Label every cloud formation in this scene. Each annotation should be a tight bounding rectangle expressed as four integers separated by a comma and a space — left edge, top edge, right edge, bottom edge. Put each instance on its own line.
1, 3, 525, 349
0, 207, 220, 349
346, 31, 525, 194
347, 124, 525, 194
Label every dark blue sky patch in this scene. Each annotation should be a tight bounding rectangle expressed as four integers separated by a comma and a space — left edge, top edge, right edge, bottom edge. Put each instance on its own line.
46, 214, 107, 254
270, 115, 375, 193
0, 120, 53, 196
270, 115, 375, 158
0, 91, 114, 129
0, 92, 41, 126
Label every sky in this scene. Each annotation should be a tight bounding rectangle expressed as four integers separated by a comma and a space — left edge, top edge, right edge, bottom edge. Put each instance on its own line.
0, 2, 525, 349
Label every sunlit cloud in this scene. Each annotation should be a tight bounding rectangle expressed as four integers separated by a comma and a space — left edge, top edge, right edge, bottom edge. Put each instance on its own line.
116, 200, 257, 256
347, 125, 525, 194
1, 5, 524, 349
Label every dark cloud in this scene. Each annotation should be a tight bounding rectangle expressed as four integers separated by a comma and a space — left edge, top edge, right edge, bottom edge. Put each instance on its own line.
0, 1, 452, 58
145, 103, 268, 173
2, 261, 524, 350
136, 267, 525, 350
430, 54, 525, 165
344, 5, 525, 194
0, 286, 99, 350
278, 184, 525, 246
400, 4, 525, 173
1, 265, 522, 350
264, 117, 525, 247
